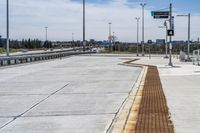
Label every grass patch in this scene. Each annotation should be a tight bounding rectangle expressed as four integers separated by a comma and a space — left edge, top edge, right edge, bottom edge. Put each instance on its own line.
0, 48, 6, 54
0, 48, 21, 54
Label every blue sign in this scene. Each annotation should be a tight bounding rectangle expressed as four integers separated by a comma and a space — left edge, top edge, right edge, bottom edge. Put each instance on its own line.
151, 11, 154, 16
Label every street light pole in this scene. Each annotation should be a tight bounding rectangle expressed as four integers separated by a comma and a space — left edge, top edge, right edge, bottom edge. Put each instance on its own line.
158, 25, 168, 58
113, 32, 115, 52
6, 0, 9, 56
136, 17, 140, 56
109, 22, 112, 52
72, 32, 75, 49
140, 3, 146, 56
169, 3, 173, 66
188, 13, 191, 59
164, 21, 168, 58
72, 33, 74, 42
45, 27, 48, 41
83, 0, 86, 52
177, 13, 191, 60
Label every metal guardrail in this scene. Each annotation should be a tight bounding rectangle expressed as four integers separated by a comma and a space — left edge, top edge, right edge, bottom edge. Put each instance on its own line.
192, 49, 200, 66
0, 50, 95, 67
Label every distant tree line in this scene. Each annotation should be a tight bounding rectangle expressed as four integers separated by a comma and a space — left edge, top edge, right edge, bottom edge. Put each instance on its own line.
0, 39, 52, 49
111, 43, 200, 54
1, 38, 200, 54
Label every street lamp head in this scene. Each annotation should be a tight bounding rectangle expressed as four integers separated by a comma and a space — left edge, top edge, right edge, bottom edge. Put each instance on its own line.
109, 22, 112, 25
140, 3, 146, 6
136, 17, 140, 20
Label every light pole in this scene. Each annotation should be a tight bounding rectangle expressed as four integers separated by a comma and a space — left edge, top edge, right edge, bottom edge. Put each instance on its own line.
177, 13, 191, 60
6, 0, 9, 56
72, 33, 74, 42
113, 32, 115, 52
169, 3, 173, 66
45, 27, 48, 41
83, 0, 86, 52
140, 3, 146, 56
158, 21, 168, 58
72, 32, 75, 49
136, 17, 140, 56
109, 22, 112, 52
164, 21, 168, 58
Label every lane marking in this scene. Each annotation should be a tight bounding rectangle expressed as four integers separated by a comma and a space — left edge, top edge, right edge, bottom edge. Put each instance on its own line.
0, 83, 69, 130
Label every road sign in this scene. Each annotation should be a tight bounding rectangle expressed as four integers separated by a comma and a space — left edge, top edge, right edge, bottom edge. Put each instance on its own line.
151, 11, 169, 19
154, 15, 169, 19
167, 30, 174, 36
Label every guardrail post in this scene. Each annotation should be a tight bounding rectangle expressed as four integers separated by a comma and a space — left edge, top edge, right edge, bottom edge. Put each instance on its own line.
0, 60, 3, 66
198, 50, 200, 66
8, 60, 11, 65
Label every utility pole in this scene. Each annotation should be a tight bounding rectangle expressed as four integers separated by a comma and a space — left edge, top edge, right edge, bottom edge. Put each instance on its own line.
109, 22, 112, 52
140, 3, 146, 56
136, 17, 140, 56
169, 3, 173, 66
6, 0, 9, 56
83, 0, 86, 52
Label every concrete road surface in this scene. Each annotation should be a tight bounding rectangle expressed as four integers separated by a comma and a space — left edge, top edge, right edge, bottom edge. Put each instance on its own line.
0, 55, 141, 133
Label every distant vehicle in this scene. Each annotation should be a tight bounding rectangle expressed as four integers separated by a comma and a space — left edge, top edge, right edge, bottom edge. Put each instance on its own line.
92, 48, 98, 52
21, 49, 28, 53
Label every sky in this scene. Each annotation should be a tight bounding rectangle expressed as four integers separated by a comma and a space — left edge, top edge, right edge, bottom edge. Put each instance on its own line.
0, 0, 200, 42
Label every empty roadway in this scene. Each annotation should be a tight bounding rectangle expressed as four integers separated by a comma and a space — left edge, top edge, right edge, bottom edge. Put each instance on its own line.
0, 55, 141, 133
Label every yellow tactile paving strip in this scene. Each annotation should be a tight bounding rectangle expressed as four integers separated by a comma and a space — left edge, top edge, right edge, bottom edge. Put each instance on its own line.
123, 62, 174, 133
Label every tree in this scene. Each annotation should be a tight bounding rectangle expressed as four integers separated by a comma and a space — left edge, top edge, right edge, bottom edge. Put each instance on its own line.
43, 41, 52, 48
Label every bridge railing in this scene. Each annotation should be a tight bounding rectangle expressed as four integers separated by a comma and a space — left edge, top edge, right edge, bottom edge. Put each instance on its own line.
0, 50, 95, 67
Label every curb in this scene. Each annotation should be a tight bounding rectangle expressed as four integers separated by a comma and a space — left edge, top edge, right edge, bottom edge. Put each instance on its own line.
107, 59, 147, 133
